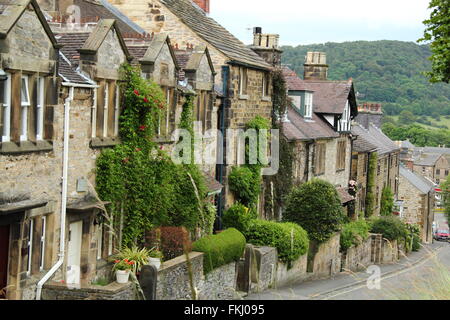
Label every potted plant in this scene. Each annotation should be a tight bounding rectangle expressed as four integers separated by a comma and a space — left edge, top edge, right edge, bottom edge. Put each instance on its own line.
112, 258, 135, 283
148, 249, 164, 270
113, 246, 150, 274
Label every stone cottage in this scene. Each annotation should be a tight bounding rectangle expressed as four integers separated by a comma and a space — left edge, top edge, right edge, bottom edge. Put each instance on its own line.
281, 57, 358, 217
352, 121, 401, 217
398, 165, 435, 243
101, 0, 273, 219
0, 0, 132, 298
412, 152, 448, 185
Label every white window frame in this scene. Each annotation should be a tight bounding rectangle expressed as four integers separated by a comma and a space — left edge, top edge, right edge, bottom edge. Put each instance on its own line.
39, 216, 46, 271
239, 67, 247, 95
36, 76, 45, 140
114, 84, 120, 137
96, 224, 103, 260
305, 92, 313, 119
27, 218, 34, 276
20, 75, 30, 142
1, 73, 11, 142
91, 88, 97, 138
165, 87, 170, 134
103, 82, 109, 138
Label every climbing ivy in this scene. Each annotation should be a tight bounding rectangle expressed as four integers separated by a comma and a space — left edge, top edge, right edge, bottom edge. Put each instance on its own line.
96, 64, 208, 248
365, 152, 378, 217
380, 185, 394, 216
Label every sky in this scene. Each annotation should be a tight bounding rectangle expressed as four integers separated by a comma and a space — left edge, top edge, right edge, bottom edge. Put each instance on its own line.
210, 0, 432, 46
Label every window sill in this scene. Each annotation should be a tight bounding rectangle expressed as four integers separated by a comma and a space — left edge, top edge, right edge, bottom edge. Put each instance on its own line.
238, 94, 249, 100
0, 140, 53, 155
153, 136, 176, 144
90, 137, 121, 149
261, 96, 271, 102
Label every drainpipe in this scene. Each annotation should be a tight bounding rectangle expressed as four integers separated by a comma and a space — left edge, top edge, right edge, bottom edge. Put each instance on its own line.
36, 82, 98, 300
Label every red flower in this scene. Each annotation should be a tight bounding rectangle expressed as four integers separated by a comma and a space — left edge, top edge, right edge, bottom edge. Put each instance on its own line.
124, 259, 128, 262
159, 145, 163, 150
114, 260, 120, 263
122, 158, 129, 164
139, 125, 147, 131
143, 97, 149, 103
134, 89, 139, 96
135, 147, 141, 152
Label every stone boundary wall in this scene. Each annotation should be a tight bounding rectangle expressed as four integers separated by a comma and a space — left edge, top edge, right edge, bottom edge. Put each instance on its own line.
42, 281, 136, 300
155, 251, 238, 300
307, 233, 341, 280
275, 254, 308, 288
341, 236, 373, 272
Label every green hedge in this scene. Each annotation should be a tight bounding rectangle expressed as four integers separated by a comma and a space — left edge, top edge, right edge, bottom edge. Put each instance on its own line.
192, 228, 246, 274
340, 220, 371, 251
370, 216, 408, 241
222, 203, 257, 233
244, 220, 309, 265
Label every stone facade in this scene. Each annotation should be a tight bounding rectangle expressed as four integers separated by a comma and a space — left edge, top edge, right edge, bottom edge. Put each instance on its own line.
41, 281, 136, 300
373, 152, 400, 216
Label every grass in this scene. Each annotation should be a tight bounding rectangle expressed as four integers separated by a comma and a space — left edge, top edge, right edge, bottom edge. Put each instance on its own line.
91, 277, 110, 286
389, 115, 450, 130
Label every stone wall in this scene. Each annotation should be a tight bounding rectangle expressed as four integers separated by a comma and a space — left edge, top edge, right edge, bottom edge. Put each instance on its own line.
307, 233, 341, 280
275, 254, 308, 288
341, 236, 372, 272
249, 246, 277, 293
155, 251, 238, 300
41, 281, 136, 300
381, 239, 398, 263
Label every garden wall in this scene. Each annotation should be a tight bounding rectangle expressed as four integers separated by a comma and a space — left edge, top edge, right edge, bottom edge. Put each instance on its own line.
275, 253, 308, 288
341, 236, 372, 272
307, 233, 341, 280
42, 281, 136, 300
155, 251, 238, 300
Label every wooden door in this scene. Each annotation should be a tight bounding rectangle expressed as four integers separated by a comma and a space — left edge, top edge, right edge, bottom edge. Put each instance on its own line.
0, 225, 10, 298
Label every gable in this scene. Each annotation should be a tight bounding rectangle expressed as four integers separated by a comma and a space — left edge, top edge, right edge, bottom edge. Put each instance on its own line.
194, 53, 213, 90
0, 5, 56, 73
152, 41, 176, 86
96, 28, 127, 79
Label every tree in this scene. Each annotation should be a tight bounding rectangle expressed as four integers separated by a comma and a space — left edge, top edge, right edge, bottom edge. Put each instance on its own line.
441, 175, 450, 222
398, 110, 416, 125
419, 0, 450, 83
283, 179, 345, 243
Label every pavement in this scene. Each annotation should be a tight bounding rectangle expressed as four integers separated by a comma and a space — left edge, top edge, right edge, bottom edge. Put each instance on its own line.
245, 241, 449, 300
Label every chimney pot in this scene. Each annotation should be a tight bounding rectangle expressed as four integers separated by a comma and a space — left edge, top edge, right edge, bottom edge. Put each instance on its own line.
192, 0, 210, 13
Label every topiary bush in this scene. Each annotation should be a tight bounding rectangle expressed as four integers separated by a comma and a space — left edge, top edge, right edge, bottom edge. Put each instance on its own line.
192, 228, 246, 274
283, 179, 345, 243
244, 220, 309, 265
369, 216, 408, 241
340, 220, 371, 251
222, 203, 257, 233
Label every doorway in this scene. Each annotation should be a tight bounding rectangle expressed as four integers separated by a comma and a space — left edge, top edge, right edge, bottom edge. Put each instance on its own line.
67, 221, 82, 285
0, 225, 10, 299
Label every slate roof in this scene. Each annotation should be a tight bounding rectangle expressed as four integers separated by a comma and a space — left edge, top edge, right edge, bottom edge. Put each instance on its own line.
174, 49, 192, 81
127, 45, 148, 62
337, 187, 355, 204
160, 0, 271, 70
282, 66, 312, 91
416, 146, 450, 155
400, 140, 415, 149
56, 32, 90, 64
304, 79, 355, 115
412, 152, 443, 166
67, 0, 145, 35
283, 106, 339, 142
352, 132, 378, 153
58, 52, 93, 84
400, 165, 435, 194
351, 122, 399, 155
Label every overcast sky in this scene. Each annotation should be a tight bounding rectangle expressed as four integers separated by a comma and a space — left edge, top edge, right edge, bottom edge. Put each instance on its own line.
210, 0, 432, 46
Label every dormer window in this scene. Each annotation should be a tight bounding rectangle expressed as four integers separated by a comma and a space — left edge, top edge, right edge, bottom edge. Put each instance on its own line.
304, 92, 313, 119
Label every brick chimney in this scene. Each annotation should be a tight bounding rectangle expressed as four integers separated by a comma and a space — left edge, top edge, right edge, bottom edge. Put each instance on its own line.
303, 52, 328, 81
192, 0, 210, 13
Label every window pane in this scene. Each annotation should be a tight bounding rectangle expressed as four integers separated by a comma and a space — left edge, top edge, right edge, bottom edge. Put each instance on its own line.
21, 77, 30, 106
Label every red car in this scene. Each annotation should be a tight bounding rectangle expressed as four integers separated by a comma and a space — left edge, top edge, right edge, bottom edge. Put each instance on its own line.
434, 229, 450, 241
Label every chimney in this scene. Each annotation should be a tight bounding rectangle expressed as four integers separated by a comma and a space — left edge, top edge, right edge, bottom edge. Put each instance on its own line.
303, 52, 328, 81
253, 27, 279, 49
192, 0, 210, 13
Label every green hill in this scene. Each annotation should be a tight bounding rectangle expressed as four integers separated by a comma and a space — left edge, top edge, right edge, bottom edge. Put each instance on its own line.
281, 40, 450, 122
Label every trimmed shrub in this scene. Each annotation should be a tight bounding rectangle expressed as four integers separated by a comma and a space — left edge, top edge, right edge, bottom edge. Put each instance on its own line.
222, 203, 257, 233
340, 220, 371, 251
406, 224, 421, 252
228, 166, 261, 207
284, 179, 345, 243
244, 220, 309, 265
370, 216, 408, 241
380, 186, 394, 216
192, 228, 246, 274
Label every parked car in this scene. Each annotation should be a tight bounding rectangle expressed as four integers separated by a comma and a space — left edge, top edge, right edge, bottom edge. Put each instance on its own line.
433, 229, 450, 241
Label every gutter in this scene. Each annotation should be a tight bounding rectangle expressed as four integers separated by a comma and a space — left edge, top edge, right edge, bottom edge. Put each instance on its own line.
36, 81, 98, 300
